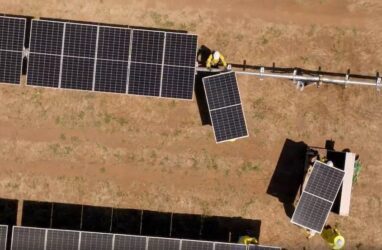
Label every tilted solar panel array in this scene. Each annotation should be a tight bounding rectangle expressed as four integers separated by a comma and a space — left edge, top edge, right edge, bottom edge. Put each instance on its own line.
291, 161, 345, 233
11, 226, 281, 250
203, 72, 248, 143
27, 20, 197, 100
0, 225, 7, 250
0, 16, 26, 84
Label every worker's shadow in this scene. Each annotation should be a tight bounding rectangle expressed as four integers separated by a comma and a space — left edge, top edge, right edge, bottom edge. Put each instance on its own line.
266, 139, 307, 218
194, 45, 221, 125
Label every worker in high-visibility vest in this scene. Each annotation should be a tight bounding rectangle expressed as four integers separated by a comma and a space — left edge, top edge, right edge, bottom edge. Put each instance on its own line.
321, 225, 345, 250
206, 51, 228, 69
238, 235, 258, 245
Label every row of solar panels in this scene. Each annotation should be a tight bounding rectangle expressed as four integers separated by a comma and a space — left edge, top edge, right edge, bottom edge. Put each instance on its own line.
291, 161, 345, 233
6, 226, 281, 250
0, 16, 197, 100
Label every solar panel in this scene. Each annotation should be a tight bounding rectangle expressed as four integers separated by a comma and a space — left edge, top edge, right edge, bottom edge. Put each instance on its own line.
164, 33, 197, 67
0, 16, 25, 51
97, 26, 131, 61
181, 240, 213, 250
11, 227, 46, 250
64, 23, 97, 57
46, 229, 79, 250
61, 57, 94, 90
291, 161, 345, 233
304, 161, 345, 201
27, 54, 61, 87
95, 60, 128, 93
161, 66, 195, 99
248, 245, 282, 250
214, 242, 247, 250
80, 232, 113, 250
210, 105, 248, 142
114, 235, 146, 250
0, 16, 25, 84
29, 20, 64, 55
131, 30, 164, 64
147, 237, 180, 250
128, 62, 162, 96
0, 225, 7, 250
0, 51, 23, 84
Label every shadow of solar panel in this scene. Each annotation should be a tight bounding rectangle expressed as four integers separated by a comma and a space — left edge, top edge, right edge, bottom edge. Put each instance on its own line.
291, 192, 332, 233
30, 20, 64, 55
0, 16, 25, 51
61, 57, 94, 90
97, 27, 131, 61
210, 105, 248, 143
80, 232, 113, 250
305, 162, 345, 201
214, 243, 246, 250
131, 30, 164, 64
11, 227, 46, 250
181, 240, 213, 250
27, 53, 61, 87
161, 66, 194, 100
46, 230, 79, 250
164, 33, 197, 67
64, 23, 97, 57
114, 235, 146, 250
147, 238, 180, 250
0, 225, 7, 250
95, 59, 128, 93
248, 245, 281, 250
203, 72, 241, 110
0, 51, 23, 84
128, 62, 161, 96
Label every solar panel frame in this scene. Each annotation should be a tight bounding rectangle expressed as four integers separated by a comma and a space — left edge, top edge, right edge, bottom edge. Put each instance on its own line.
27, 53, 61, 87
29, 20, 64, 55
147, 237, 180, 250
130, 29, 165, 64
97, 26, 131, 61
160, 65, 195, 100
63, 22, 98, 58
0, 50, 24, 84
114, 234, 147, 250
79, 231, 113, 250
46, 229, 79, 250
0, 225, 7, 250
0, 16, 26, 51
248, 245, 282, 250
164, 33, 197, 67
214, 242, 247, 250
60, 56, 95, 90
128, 62, 162, 97
95, 59, 128, 93
203, 72, 249, 143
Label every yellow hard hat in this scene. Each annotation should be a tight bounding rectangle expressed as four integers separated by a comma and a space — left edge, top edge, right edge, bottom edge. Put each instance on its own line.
333, 235, 345, 250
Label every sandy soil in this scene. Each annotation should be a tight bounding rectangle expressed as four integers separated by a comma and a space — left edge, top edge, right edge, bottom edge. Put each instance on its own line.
0, 0, 382, 249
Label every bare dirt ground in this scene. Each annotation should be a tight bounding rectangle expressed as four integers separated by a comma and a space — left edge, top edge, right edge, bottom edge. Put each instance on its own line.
0, 0, 382, 249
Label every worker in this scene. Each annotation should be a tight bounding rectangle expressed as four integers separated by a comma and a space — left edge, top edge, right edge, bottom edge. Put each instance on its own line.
321, 225, 345, 250
206, 51, 229, 70
238, 235, 258, 245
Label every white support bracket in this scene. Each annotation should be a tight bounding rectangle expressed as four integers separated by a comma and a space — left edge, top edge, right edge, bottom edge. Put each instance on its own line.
377, 77, 381, 91
260, 67, 265, 81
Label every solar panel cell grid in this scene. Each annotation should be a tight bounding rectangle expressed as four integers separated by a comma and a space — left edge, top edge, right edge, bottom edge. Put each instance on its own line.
97, 27, 131, 61
0, 16, 25, 51
114, 235, 146, 250
0, 50, 23, 84
181, 240, 214, 250
46, 230, 79, 250
64, 23, 97, 57
61, 57, 94, 90
11, 227, 46, 250
291, 192, 332, 233
304, 162, 345, 201
128, 62, 161, 96
164, 33, 197, 67
210, 105, 248, 142
147, 238, 180, 250
30, 21, 64, 55
80, 232, 113, 250
131, 30, 165, 64
95, 59, 128, 93
161, 66, 194, 99
27, 53, 61, 87
214, 243, 247, 250
203, 72, 241, 110
0, 225, 7, 250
